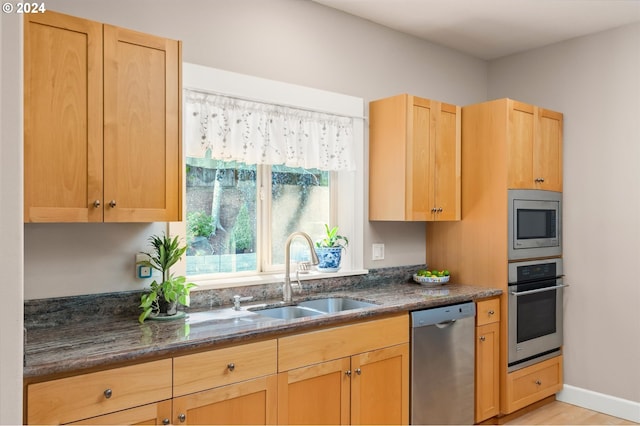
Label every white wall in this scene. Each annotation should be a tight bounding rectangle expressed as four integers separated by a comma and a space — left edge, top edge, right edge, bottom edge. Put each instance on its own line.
0, 12, 24, 426
23, 0, 488, 299
489, 23, 640, 404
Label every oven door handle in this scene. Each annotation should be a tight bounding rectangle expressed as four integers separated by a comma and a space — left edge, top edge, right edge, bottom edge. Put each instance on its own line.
510, 284, 569, 296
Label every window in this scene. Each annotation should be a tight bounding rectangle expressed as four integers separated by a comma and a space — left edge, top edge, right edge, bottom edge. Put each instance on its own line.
173, 64, 366, 288
185, 160, 330, 276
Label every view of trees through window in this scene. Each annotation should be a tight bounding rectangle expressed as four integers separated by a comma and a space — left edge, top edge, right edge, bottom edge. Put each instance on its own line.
186, 158, 330, 276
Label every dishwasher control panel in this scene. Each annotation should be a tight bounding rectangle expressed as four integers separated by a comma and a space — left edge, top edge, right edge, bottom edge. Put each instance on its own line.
411, 302, 476, 327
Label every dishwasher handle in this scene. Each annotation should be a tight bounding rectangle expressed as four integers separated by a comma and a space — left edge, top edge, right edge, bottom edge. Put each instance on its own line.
435, 319, 456, 329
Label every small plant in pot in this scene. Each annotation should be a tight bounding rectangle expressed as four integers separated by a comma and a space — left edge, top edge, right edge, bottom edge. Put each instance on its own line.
137, 234, 196, 323
314, 224, 349, 272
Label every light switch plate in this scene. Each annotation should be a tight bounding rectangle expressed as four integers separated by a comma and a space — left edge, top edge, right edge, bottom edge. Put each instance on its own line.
372, 243, 385, 260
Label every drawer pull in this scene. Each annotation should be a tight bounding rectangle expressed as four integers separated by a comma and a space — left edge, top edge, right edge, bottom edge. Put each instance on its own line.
162, 419, 170, 425
103, 388, 112, 399
227, 363, 235, 371
178, 413, 186, 423
535, 380, 542, 386
488, 310, 495, 315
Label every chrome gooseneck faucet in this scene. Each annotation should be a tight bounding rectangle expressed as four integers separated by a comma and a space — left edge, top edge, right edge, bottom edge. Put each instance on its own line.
283, 231, 319, 303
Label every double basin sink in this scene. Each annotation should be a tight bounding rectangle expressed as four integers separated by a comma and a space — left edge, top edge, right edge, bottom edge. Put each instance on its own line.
251, 297, 377, 320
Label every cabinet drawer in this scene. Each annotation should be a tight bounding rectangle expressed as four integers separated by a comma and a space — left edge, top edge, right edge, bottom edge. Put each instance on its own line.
27, 359, 172, 425
506, 355, 563, 413
278, 314, 409, 371
476, 297, 500, 326
173, 339, 277, 396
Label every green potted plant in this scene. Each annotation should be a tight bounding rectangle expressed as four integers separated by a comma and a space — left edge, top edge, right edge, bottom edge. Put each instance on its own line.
314, 224, 349, 272
137, 234, 196, 323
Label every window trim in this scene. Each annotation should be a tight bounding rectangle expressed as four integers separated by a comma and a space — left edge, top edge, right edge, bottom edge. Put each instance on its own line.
170, 63, 366, 290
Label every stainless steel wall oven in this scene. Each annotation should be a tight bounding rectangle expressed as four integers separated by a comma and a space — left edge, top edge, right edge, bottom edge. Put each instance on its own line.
508, 258, 567, 371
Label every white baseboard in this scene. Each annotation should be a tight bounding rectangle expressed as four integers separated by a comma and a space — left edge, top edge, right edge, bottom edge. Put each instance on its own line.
557, 384, 640, 423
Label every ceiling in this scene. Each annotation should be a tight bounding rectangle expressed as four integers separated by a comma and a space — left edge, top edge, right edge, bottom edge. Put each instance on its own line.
311, 0, 640, 60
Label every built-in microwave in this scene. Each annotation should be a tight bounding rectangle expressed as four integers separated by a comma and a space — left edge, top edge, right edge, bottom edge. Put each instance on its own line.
508, 189, 562, 260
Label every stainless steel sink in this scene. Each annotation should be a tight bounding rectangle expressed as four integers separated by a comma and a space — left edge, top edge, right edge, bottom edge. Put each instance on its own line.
298, 297, 376, 313
255, 306, 324, 320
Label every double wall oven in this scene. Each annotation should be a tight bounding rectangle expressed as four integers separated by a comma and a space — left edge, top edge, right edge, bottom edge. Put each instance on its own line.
507, 190, 566, 371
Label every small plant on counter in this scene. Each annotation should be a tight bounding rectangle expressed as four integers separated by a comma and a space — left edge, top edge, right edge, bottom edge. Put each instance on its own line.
315, 224, 349, 249
137, 234, 196, 323
314, 224, 348, 272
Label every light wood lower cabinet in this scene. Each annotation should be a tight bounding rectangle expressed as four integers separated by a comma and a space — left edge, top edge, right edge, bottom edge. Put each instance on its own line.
26, 314, 410, 425
277, 314, 410, 425
505, 355, 563, 413
69, 400, 172, 425
475, 297, 501, 423
172, 375, 278, 425
26, 359, 172, 425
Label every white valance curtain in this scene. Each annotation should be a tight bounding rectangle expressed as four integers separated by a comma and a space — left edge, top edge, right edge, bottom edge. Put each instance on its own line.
185, 89, 356, 171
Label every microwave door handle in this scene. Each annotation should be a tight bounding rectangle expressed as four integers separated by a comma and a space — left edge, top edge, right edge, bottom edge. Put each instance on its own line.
510, 284, 570, 296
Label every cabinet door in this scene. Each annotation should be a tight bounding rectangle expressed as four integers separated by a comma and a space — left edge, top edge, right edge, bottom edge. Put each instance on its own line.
69, 400, 171, 425
103, 25, 181, 222
173, 375, 277, 425
507, 101, 535, 189
408, 97, 434, 221
24, 11, 104, 222
475, 322, 500, 423
535, 109, 563, 191
433, 102, 461, 221
277, 358, 351, 425
351, 343, 409, 426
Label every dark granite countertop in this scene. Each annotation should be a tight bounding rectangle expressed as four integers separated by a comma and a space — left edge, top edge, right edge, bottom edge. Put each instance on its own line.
24, 277, 501, 380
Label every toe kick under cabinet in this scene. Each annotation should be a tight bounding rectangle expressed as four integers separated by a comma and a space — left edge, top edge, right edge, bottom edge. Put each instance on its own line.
25, 314, 409, 425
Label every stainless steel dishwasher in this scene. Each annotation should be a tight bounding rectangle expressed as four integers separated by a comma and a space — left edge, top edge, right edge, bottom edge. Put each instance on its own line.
411, 301, 476, 425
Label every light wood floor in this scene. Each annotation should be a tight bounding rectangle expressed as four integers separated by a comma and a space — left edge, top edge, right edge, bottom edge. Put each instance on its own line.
504, 401, 638, 425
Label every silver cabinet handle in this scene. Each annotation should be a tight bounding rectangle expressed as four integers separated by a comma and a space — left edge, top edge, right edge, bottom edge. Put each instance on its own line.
437, 207, 443, 213
535, 380, 542, 386
178, 413, 186, 423
162, 419, 170, 425
488, 310, 495, 315
345, 370, 352, 377
480, 336, 486, 342
103, 388, 112, 399
109, 200, 117, 208
227, 363, 235, 371
511, 284, 569, 296
431, 208, 437, 213
355, 368, 362, 375
93, 200, 101, 208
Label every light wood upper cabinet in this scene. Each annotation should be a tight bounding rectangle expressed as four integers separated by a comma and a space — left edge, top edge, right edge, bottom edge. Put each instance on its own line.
24, 12, 104, 223
24, 10, 182, 223
507, 100, 563, 191
369, 94, 461, 221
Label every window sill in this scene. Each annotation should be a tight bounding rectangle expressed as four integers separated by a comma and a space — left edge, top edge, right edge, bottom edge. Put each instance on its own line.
189, 269, 369, 291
